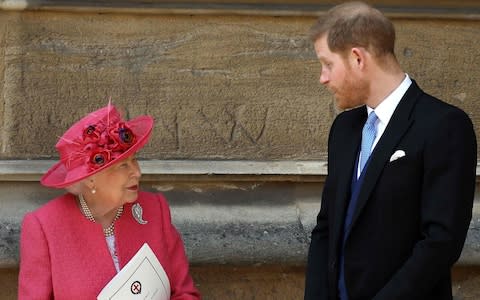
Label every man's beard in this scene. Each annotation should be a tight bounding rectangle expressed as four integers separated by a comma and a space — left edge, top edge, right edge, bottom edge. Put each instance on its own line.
334, 74, 370, 110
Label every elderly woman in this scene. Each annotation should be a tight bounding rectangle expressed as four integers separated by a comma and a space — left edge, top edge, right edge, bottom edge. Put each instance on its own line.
18, 104, 200, 299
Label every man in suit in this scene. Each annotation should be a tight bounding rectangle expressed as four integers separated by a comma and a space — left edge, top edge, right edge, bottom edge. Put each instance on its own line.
304, 2, 477, 299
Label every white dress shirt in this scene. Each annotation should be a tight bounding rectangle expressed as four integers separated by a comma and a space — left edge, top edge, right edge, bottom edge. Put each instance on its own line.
357, 74, 412, 178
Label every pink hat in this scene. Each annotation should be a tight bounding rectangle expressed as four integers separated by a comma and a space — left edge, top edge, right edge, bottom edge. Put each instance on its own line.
41, 104, 154, 188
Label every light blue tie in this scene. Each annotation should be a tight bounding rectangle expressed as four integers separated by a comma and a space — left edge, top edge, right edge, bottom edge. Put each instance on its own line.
359, 111, 378, 173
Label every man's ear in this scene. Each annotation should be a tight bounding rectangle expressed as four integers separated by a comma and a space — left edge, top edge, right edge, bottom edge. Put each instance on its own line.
350, 47, 368, 70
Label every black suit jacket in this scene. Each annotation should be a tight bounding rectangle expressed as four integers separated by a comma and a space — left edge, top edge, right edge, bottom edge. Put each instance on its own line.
305, 81, 477, 300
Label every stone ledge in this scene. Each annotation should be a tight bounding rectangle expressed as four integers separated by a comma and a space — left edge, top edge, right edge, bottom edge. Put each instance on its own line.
0, 159, 327, 182
1, 159, 479, 181
0, 0, 479, 20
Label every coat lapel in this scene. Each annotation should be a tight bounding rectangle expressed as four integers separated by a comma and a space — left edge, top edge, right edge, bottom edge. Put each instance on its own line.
332, 108, 366, 248
348, 81, 422, 230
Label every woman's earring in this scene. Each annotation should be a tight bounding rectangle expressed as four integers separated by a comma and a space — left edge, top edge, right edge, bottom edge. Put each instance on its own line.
90, 180, 96, 194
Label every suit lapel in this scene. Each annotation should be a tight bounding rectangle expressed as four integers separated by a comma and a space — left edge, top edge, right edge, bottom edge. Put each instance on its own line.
347, 82, 422, 231
332, 108, 366, 248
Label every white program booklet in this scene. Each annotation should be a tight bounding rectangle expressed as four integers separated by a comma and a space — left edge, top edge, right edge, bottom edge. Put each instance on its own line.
97, 243, 171, 300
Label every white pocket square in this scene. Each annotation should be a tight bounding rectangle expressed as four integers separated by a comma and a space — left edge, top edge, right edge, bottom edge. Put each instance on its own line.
389, 150, 406, 162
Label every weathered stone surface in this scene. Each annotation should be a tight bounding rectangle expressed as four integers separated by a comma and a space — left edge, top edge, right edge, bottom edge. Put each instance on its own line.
190, 264, 306, 300
460, 203, 480, 266
452, 266, 480, 300
0, 180, 321, 266
0, 12, 478, 160
2, 265, 299, 300
165, 181, 318, 264
0, 268, 18, 300
0, 221, 18, 267
395, 20, 480, 132
3, 265, 480, 299
1, 179, 479, 266
1, 0, 479, 17
0, 5, 479, 299
0, 11, 330, 160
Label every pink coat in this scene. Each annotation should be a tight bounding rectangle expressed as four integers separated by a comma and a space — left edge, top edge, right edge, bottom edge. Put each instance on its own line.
18, 191, 200, 300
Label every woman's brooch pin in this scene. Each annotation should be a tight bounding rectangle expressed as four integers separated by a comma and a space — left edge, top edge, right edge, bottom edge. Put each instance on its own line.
132, 203, 148, 225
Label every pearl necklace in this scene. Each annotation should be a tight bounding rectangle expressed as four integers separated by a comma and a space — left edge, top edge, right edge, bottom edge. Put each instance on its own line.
78, 194, 124, 237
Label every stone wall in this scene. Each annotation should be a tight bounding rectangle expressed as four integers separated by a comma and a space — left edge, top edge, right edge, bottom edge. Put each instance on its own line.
0, 1, 479, 299
0, 10, 479, 160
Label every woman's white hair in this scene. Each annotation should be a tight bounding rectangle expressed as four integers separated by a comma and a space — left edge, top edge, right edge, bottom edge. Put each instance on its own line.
64, 179, 89, 196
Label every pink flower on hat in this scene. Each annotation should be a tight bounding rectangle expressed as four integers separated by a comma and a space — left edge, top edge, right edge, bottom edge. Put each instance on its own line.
108, 122, 136, 151
83, 125, 101, 143
90, 150, 111, 167
80, 122, 137, 170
